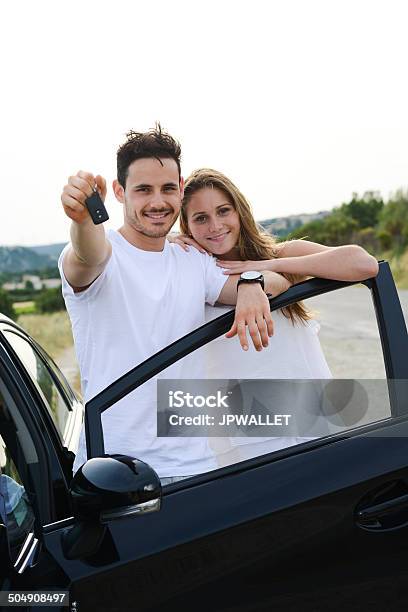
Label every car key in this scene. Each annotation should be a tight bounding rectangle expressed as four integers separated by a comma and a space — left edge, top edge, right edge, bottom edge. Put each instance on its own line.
85, 186, 109, 225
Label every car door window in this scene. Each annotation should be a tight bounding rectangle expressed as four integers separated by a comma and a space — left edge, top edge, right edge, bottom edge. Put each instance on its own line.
3, 331, 71, 443
84, 278, 402, 481
0, 391, 35, 562
0, 452, 35, 561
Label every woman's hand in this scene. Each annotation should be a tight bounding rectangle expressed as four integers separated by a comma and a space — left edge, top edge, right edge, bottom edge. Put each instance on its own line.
216, 259, 276, 274
167, 233, 208, 254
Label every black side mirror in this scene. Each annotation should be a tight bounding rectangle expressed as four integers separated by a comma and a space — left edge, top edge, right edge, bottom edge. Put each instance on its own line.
62, 455, 162, 560
70, 454, 162, 522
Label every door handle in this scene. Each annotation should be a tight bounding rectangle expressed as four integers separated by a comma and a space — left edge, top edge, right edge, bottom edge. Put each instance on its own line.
356, 492, 408, 530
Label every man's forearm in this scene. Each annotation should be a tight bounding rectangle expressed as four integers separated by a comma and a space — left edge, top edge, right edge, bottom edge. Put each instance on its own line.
70, 219, 110, 267
270, 245, 378, 281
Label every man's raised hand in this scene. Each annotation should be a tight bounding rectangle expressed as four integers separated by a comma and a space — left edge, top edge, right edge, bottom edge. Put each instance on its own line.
61, 171, 107, 224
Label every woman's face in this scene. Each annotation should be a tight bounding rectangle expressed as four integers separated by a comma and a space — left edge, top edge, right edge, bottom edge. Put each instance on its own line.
185, 187, 241, 257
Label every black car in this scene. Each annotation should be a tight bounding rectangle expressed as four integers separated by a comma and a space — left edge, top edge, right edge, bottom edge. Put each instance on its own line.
1, 261, 407, 612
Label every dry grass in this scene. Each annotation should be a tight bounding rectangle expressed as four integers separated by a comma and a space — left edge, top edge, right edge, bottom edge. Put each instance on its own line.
17, 311, 82, 395
18, 311, 74, 357
388, 250, 408, 289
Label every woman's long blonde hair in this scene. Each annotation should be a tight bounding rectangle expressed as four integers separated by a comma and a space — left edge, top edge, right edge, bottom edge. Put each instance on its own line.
180, 168, 312, 325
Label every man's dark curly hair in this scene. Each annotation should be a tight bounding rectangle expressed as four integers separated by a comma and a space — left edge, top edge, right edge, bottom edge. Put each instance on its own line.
117, 123, 182, 188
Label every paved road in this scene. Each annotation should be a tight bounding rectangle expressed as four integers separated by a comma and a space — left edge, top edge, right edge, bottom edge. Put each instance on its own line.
307, 287, 407, 379
305, 287, 407, 425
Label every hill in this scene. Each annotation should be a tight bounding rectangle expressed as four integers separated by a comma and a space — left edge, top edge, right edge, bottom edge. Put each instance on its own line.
0, 242, 67, 276
0, 246, 58, 274
29, 243, 67, 261
259, 211, 331, 237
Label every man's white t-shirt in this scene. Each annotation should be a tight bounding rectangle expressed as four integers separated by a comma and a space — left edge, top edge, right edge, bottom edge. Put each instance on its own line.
58, 229, 227, 476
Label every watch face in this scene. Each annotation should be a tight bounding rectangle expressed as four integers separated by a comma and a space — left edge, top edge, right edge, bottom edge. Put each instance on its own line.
241, 271, 262, 280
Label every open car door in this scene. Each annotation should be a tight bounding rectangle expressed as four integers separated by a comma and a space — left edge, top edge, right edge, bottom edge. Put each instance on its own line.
39, 261, 408, 612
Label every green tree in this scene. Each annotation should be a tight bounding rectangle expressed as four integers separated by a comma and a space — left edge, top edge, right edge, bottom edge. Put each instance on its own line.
322, 211, 359, 245
39, 267, 59, 279
289, 219, 327, 243
0, 289, 17, 320
34, 288, 65, 314
376, 229, 392, 251
377, 190, 408, 252
341, 191, 384, 229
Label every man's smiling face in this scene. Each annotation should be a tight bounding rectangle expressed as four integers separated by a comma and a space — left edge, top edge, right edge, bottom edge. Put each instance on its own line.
115, 157, 183, 238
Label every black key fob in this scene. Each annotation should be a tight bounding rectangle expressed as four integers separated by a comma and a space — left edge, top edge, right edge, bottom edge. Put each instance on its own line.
85, 188, 109, 225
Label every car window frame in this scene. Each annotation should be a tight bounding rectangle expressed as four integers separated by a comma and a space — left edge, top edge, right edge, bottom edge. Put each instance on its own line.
0, 326, 75, 446
82, 262, 408, 468
0, 346, 55, 525
6, 328, 84, 454
0, 329, 77, 518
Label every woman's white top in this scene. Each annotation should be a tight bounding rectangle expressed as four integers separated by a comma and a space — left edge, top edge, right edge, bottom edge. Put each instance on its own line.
202, 303, 332, 466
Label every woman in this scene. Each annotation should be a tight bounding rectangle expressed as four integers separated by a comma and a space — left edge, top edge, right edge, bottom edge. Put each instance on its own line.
170, 168, 378, 465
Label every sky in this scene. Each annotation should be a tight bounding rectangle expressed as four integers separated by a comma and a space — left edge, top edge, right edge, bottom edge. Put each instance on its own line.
1, 0, 407, 246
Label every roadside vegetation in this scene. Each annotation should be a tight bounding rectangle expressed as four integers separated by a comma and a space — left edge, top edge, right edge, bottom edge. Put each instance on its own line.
0, 288, 16, 320
17, 310, 81, 396
13, 301, 35, 315
285, 189, 408, 288
1, 284, 81, 394
383, 248, 408, 289
18, 310, 73, 356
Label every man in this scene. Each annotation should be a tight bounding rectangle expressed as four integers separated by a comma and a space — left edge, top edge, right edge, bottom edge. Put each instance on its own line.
59, 125, 291, 480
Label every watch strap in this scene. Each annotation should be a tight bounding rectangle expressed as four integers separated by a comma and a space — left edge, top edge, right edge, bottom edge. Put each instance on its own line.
237, 276, 265, 291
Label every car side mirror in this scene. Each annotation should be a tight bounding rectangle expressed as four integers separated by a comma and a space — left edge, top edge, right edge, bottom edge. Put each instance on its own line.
62, 455, 162, 561
70, 455, 162, 522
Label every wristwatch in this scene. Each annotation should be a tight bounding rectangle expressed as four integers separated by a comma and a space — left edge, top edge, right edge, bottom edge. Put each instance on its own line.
237, 271, 265, 292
